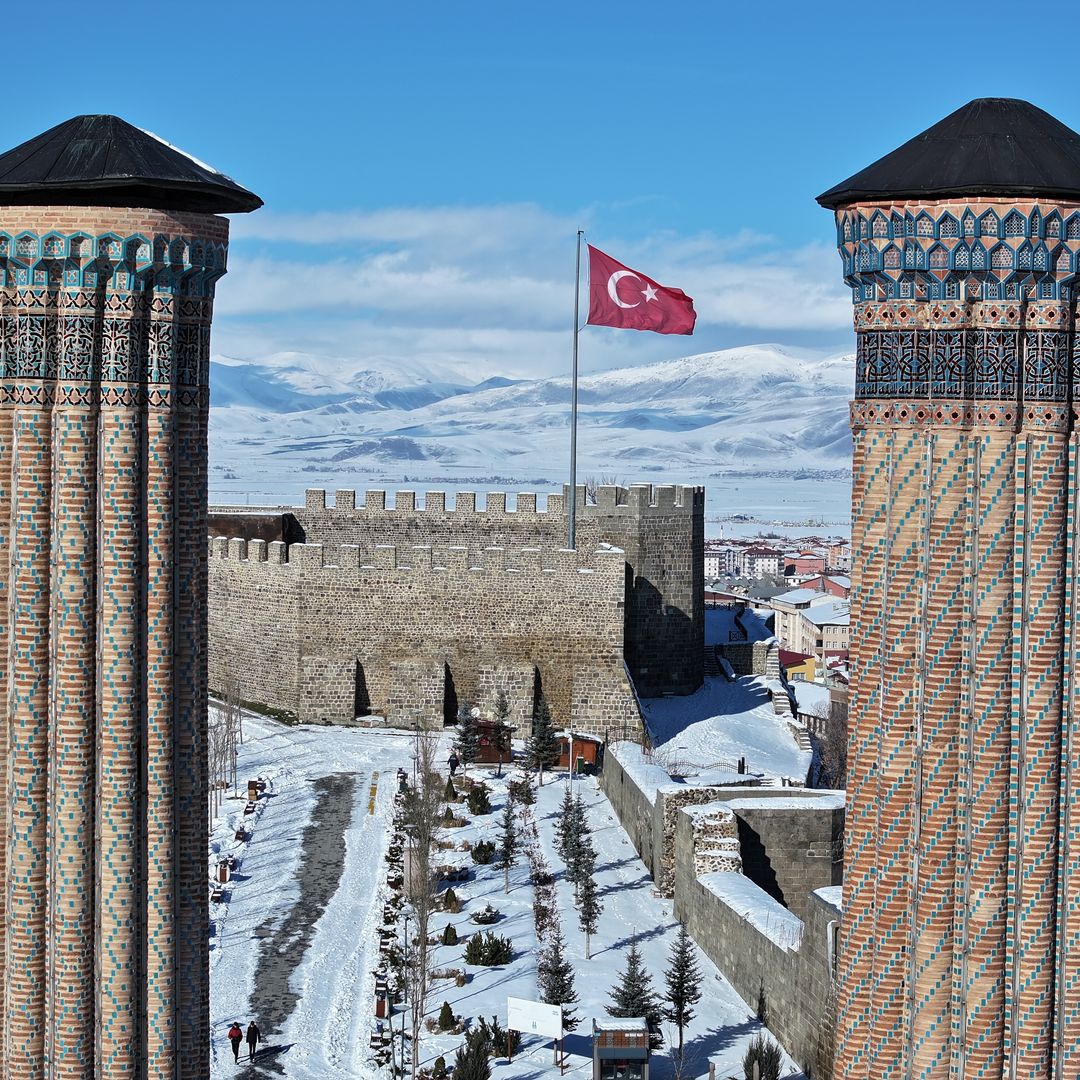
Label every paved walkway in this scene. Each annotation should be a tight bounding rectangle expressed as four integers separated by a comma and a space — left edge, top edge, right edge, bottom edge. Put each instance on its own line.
237, 773, 359, 1077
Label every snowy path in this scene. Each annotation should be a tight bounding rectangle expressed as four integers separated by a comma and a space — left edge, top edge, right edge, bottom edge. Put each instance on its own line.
208, 714, 411, 1079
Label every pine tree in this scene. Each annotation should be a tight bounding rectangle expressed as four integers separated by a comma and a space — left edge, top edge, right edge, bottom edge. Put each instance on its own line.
578, 868, 602, 959
454, 701, 479, 773
554, 786, 575, 863
496, 795, 518, 894
565, 794, 592, 889
491, 689, 512, 777
453, 1037, 491, 1080
538, 925, 580, 1031
525, 698, 559, 786
664, 925, 702, 1055
608, 935, 664, 1049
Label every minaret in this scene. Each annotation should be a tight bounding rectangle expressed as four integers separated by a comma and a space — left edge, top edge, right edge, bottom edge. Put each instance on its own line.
819, 99, 1080, 1079
0, 116, 259, 1079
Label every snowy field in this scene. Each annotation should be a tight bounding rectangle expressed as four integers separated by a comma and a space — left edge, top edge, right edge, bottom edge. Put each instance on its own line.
208, 713, 801, 1078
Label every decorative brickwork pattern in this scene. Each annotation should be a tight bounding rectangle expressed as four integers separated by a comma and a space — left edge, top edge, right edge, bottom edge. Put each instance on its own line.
833, 197, 1080, 1079
0, 209, 227, 1080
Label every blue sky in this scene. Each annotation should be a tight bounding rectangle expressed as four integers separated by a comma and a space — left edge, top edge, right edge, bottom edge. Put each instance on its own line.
9, 2, 1080, 379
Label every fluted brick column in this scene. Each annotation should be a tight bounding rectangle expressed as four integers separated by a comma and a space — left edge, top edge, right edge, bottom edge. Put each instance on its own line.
0, 209, 228, 1080
829, 198, 1080, 1079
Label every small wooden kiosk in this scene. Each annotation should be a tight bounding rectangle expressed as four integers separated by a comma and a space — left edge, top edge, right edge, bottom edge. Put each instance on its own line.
593, 1018, 649, 1079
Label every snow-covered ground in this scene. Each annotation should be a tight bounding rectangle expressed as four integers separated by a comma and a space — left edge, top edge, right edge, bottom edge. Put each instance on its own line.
208, 713, 412, 1078
641, 676, 812, 783
208, 714, 801, 1078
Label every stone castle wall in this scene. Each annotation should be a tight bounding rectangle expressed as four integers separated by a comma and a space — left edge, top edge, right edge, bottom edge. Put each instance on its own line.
210, 482, 705, 700
207, 534, 639, 734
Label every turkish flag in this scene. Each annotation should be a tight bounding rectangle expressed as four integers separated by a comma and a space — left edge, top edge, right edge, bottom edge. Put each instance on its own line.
586, 245, 696, 335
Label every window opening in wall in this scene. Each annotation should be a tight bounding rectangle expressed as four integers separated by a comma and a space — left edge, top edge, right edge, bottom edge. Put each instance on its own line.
443, 663, 458, 727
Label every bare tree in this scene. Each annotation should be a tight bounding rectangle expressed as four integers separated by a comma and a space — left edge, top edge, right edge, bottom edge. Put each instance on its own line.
401, 729, 443, 1077
584, 473, 625, 504
816, 703, 848, 790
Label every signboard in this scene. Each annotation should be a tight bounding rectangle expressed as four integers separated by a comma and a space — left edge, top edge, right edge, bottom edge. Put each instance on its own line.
507, 996, 562, 1040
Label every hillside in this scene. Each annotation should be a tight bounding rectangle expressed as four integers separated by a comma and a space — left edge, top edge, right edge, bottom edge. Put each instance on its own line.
208, 344, 855, 527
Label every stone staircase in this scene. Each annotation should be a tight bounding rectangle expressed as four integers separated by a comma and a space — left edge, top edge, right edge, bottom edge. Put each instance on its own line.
703, 645, 721, 677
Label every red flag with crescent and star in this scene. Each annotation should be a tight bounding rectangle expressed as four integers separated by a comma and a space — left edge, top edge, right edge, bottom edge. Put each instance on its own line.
586, 245, 696, 335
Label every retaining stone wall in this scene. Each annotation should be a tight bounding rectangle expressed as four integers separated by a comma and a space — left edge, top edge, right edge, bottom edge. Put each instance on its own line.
598, 746, 659, 874
673, 800, 841, 1078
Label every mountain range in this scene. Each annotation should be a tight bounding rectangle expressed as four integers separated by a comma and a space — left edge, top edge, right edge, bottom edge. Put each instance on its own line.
208, 344, 856, 527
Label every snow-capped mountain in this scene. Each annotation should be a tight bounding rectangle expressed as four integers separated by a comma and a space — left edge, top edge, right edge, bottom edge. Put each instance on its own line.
208, 344, 855, 526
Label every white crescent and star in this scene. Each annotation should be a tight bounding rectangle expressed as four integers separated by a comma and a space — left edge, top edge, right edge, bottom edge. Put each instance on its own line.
606, 270, 660, 308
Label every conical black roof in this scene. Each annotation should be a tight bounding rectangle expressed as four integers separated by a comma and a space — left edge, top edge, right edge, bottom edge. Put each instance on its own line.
817, 98, 1080, 209
0, 114, 261, 214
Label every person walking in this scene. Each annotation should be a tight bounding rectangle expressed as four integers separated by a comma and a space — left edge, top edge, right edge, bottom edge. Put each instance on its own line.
246, 1021, 261, 1062
448, 752, 460, 778
227, 1022, 243, 1064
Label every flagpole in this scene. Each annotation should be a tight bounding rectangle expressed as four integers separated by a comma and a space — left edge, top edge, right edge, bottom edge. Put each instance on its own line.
568, 229, 583, 550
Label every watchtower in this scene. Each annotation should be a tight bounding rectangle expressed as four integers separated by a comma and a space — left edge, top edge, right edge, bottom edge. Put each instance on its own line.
0, 116, 259, 1079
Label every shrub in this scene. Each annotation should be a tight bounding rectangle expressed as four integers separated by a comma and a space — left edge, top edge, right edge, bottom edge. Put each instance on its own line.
432, 1056, 448, 1079
438, 1000, 455, 1031
508, 775, 535, 806
743, 1033, 782, 1080
463, 930, 513, 966
441, 923, 458, 946
443, 805, 455, 826
444, 777, 458, 802
466, 1014, 520, 1058
467, 785, 491, 815
471, 904, 501, 925
442, 888, 462, 914
471, 840, 496, 865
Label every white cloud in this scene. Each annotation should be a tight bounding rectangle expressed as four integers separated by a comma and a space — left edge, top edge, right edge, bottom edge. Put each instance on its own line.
213, 204, 851, 379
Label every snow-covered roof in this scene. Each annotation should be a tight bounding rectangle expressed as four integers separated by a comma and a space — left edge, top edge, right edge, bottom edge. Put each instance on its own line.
724, 793, 845, 812
804, 600, 850, 626
814, 886, 843, 912
771, 588, 832, 606
595, 1018, 648, 1032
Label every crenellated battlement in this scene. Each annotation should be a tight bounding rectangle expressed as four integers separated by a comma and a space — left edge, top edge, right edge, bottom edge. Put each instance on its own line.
208, 535, 626, 581
218, 481, 705, 518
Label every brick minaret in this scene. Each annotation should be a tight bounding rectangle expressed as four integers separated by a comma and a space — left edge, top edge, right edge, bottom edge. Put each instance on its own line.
0, 116, 259, 1079
819, 98, 1080, 1079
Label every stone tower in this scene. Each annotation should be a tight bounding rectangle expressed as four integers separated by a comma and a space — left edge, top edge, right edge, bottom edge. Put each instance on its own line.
818, 99, 1080, 1079
0, 116, 259, 1079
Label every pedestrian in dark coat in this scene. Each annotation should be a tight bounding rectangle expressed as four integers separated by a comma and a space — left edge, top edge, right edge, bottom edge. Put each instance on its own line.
448, 752, 460, 777
227, 1023, 243, 1064
246, 1021, 260, 1062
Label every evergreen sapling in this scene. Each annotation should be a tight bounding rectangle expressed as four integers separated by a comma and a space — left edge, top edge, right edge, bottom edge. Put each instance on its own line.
525, 698, 559, 786
664, 925, 703, 1055
491, 689, 512, 777
578, 867, 602, 959
454, 701, 479, 774
608, 935, 664, 1049
496, 795, 518, 893
538, 925, 580, 1031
